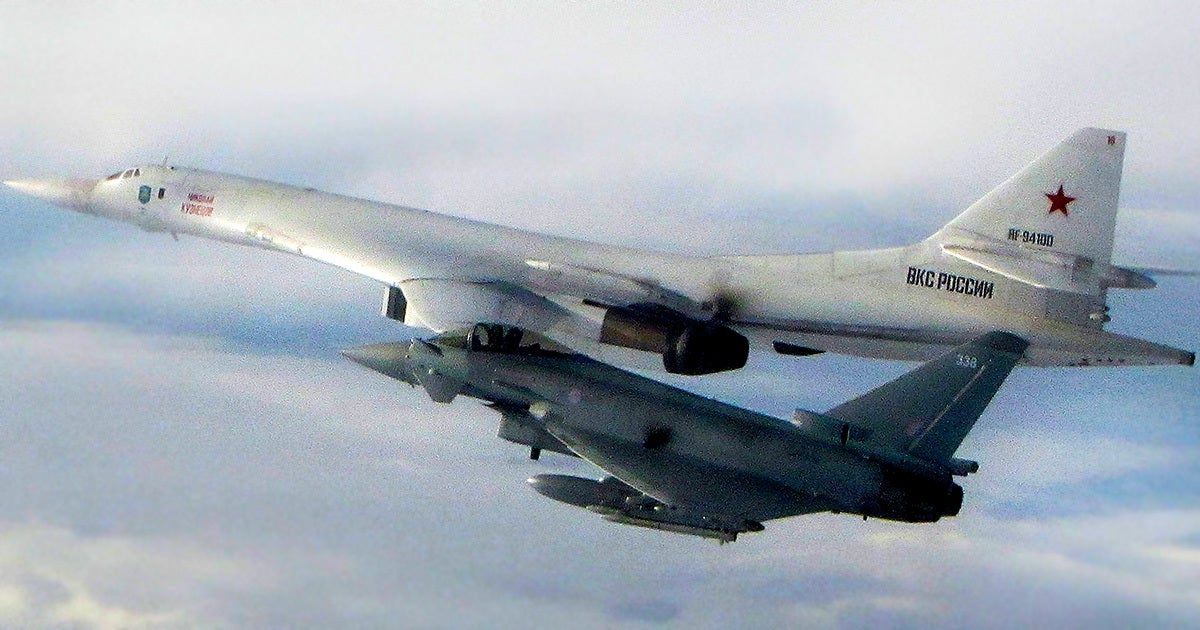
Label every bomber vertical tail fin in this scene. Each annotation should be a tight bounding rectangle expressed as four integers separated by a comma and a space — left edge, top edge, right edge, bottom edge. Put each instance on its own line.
826, 331, 1028, 465
927, 129, 1125, 318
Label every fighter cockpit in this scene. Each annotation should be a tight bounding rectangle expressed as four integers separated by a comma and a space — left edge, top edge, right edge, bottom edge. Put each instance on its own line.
435, 324, 576, 358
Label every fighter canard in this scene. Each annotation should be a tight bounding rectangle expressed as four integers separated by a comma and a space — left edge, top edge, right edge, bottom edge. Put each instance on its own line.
343, 324, 1027, 542
6, 128, 1194, 374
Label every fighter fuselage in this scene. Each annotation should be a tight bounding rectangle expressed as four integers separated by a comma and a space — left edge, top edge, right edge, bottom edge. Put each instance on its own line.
345, 331, 963, 527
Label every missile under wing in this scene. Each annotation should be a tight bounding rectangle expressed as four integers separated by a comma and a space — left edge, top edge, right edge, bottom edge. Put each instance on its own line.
344, 324, 1027, 542
6, 129, 1193, 374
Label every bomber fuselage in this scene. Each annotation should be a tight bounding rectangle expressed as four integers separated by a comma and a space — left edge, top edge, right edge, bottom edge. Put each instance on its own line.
9, 161, 1192, 370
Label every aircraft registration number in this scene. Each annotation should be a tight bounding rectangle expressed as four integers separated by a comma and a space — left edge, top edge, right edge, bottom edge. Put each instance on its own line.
1007, 227, 1054, 247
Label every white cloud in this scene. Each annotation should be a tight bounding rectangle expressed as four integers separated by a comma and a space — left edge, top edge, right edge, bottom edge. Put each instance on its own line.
1115, 208, 1200, 269
0, 521, 258, 629
727, 509, 1200, 628
4, 225, 383, 325
971, 430, 1183, 492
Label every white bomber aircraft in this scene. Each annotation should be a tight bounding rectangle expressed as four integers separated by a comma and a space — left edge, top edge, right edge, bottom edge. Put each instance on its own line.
6, 128, 1194, 374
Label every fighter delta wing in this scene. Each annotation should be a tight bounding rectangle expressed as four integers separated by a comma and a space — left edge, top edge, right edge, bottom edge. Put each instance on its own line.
7, 129, 1192, 377
345, 324, 1028, 542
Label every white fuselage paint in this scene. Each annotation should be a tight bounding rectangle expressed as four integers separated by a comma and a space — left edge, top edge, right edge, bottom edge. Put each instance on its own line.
40, 164, 1196, 368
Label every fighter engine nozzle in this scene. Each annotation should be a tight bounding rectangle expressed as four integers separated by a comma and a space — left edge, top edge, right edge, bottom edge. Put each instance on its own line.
5, 178, 96, 211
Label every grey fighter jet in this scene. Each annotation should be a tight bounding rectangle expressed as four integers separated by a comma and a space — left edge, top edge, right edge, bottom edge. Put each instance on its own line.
344, 324, 1027, 542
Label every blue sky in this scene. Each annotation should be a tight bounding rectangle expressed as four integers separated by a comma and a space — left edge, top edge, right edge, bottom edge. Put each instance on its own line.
1, 3, 1198, 628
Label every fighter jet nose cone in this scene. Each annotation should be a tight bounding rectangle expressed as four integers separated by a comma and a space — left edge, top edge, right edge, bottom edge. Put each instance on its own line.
5, 178, 95, 210
340, 343, 396, 369
340, 342, 421, 386
339, 346, 373, 366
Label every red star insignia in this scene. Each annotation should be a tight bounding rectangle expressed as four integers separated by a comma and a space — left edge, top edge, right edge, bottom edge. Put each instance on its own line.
1045, 184, 1076, 216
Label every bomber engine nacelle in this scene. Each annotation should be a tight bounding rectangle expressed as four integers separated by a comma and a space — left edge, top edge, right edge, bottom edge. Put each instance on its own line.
597, 306, 749, 375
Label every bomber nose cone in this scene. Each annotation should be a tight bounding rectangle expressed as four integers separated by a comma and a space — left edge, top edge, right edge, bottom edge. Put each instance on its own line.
4, 178, 95, 211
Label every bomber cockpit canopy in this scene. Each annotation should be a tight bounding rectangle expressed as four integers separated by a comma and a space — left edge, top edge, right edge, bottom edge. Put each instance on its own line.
103, 166, 145, 181
101, 164, 174, 182
435, 324, 576, 358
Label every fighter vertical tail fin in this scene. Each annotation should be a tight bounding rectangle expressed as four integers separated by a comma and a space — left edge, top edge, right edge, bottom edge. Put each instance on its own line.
826, 332, 1028, 465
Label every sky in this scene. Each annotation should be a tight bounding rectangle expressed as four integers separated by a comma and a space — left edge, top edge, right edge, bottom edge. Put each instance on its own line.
1, 2, 1199, 628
